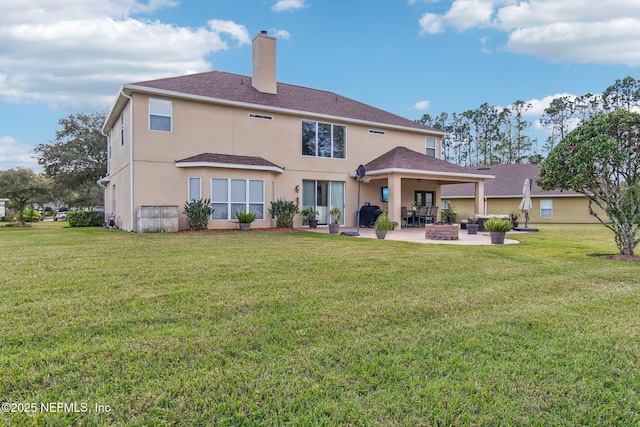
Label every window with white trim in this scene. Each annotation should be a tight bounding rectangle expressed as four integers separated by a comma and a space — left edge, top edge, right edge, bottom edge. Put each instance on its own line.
302, 120, 346, 159
540, 199, 553, 218
426, 136, 436, 157
211, 179, 264, 220
149, 98, 172, 132
188, 177, 201, 202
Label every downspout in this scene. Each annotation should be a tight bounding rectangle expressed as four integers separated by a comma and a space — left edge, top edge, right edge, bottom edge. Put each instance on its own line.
99, 128, 109, 227
121, 91, 135, 232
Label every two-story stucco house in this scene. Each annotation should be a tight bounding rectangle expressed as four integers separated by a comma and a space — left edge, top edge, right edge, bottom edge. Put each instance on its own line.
100, 31, 493, 232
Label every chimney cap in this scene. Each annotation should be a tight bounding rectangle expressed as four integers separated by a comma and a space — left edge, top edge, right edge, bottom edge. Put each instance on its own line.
260, 30, 268, 35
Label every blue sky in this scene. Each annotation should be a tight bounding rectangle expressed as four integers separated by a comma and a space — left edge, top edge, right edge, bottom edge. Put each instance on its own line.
1, 0, 639, 170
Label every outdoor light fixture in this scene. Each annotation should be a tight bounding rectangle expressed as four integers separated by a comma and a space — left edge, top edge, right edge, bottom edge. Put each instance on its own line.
295, 185, 300, 193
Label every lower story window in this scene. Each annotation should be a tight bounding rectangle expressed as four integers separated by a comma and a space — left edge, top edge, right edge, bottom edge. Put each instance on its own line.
540, 199, 553, 218
211, 178, 264, 220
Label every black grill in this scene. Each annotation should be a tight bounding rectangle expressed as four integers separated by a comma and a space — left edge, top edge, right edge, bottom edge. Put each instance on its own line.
359, 205, 382, 227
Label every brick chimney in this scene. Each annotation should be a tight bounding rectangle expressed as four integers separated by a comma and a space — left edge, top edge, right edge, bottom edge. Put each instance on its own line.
252, 30, 277, 95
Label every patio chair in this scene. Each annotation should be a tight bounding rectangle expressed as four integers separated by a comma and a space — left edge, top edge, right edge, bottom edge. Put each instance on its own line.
416, 206, 428, 227
401, 206, 410, 227
426, 206, 439, 224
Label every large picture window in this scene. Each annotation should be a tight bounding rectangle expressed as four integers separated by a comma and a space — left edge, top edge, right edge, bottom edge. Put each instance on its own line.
149, 98, 172, 132
211, 178, 264, 220
302, 120, 346, 159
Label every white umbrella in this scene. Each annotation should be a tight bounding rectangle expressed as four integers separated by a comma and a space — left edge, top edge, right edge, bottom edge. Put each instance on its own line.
518, 178, 533, 228
518, 178, 533, 212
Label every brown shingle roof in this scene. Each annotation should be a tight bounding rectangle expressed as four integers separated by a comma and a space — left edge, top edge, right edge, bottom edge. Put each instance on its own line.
129, 71, 437, 132
365, 147, 494, 178
441, 164, 580, 197
176, 153, 282, 170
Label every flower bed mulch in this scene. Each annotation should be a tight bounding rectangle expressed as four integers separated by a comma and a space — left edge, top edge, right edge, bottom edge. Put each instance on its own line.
177, 228, 301, 233
590, 254, 640, 262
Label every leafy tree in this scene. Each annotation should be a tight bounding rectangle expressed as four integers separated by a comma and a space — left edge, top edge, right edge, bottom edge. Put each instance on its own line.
537, 110, 640, 255
35, 111, 107, 207
539, 96, 574, 152
602, 76, 640, 111
0, 168, 50, 224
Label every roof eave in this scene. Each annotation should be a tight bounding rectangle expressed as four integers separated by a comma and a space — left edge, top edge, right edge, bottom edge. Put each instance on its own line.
175, 161, 284, 173
123, 84, 443, 136
363, 167, 495, 181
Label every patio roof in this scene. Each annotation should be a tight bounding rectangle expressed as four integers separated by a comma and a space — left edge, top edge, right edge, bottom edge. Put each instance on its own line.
356, 147, 494, 183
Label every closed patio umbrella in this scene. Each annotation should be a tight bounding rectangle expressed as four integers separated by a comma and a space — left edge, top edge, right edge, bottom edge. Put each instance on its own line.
518, 178, 533, 227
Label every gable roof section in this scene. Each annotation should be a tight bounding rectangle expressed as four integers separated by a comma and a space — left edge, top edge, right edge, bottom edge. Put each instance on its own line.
441, 164, 581, 198
106, 71, 439, 134
176, 153, 284, 173
364, 147, 494, 181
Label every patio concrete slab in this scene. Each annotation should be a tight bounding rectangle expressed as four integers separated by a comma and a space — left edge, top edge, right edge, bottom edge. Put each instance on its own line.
305, 225, 521, 245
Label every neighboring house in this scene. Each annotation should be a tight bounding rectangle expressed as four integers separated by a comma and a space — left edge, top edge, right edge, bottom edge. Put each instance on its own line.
441, 164, 606, 224
100, 31, 494, 232
0, 198, 8, 217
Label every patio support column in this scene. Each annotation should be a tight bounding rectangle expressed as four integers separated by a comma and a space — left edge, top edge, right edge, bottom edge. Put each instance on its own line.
388, 173, 402, 225
475, 180, 486, 214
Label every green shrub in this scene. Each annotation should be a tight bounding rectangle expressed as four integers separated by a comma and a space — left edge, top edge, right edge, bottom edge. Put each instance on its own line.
22, 209, 42, 222
268, 199, 299, 228
67, 211, 104, 227
183, 199, 212, 230
483, 218, 512, 232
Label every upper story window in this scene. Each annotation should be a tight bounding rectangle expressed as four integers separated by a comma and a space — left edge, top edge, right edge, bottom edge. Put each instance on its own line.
120, 114, 124, 146
302, 120, 346, 159
426, 136, 436, 157
149, 98, 172, 132
249, 113, 273, 120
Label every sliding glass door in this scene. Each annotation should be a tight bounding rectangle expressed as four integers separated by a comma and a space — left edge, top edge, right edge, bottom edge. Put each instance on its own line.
302, 180, 344, 225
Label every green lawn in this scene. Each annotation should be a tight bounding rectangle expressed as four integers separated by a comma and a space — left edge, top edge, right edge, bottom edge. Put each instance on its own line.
1, 223, 638, 426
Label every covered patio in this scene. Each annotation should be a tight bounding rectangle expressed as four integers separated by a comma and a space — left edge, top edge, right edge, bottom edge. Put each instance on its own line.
306, 225, 521, 245
351, 147, 495, 226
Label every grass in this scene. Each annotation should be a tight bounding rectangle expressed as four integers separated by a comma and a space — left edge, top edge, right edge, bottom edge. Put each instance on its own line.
1, 222, 639, 426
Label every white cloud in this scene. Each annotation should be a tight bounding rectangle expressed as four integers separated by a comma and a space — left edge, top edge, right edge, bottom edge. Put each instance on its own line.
519, 93, 576, 117
0, 136, 39, 170
0, 1, 250, 108
418, 0, 640, 66
272, 0, 308, 12
412, 100, 431, 110
271, 29, 292, 40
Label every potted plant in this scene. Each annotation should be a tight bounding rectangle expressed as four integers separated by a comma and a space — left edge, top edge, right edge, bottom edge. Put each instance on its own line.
466, 216, 479, 234
483, 217, 512, 244
373, 211, 394, 239
328, 207, 342, 234
510, 211, 520, 228
443, 206, 456, 224
235, 211, 256, 231
300, 206, 319, 228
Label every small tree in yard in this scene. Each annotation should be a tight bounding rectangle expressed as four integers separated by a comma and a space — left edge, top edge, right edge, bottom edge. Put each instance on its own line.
538, 109, 640, 255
